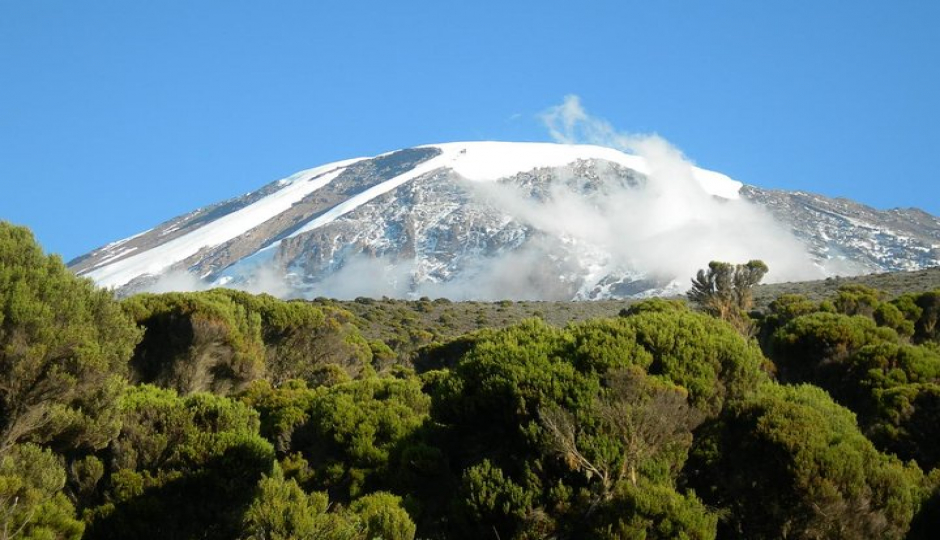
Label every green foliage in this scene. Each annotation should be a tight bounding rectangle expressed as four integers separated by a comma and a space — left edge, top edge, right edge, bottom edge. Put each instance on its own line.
820, 284, 916, 337
458, 459, 539, 539
431, 319, 598, 470
426, 308, 764, 538
687, 259, 768, 334
588, 480, 717, 540
8, 222, 940, 539
0, 443, 84, 540
686, 383, 919, 539
769, 311, 897, 383
540, 367, 703, 497
566, 318, 653, 375
832, 284, 884, 318
124, 290, 375, 394
766, 306, 940, 469
618, 303, 768, 415
757, 293, 820, 346
239, 379, 318, 454
907, 469, 940, 540
869, 382, 940, 470
44, 374, 128, 457
122, 291, 265, 394
0, 222, 141, 453
109, 384, 263, 472
242, 472, 416, 540
619, 297, 687, 316
874, 302, 915, 338
241, 469, 360, 540
300, 377, 430, 500
221, 290, 373, 383
349, 491, 416, 540
768, 293, 819, 323
85, 385, 275, 540
894, 290, 940, 344
428, 319, 611, 538
66, 454, 105, 508
242, 376, 430, 502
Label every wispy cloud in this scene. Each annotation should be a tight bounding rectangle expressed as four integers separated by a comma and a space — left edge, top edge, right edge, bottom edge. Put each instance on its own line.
142, 96, 826, 299
527, 94, 822, 287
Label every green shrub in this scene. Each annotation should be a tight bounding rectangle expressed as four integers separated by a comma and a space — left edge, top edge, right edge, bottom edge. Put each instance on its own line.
686, 383, 919, 539
0, 222, 141, 453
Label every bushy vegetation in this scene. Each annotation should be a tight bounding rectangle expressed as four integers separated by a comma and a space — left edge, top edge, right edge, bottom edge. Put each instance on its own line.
4, 221, 940, 539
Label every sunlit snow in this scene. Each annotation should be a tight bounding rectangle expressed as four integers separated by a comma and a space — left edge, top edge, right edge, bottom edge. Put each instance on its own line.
83, 158, 363, 289
81, 142, 742, 290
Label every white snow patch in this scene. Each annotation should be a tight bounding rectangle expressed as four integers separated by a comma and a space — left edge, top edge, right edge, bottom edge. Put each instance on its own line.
88, 246, 139, 269
277, 152, 457, 244
82, 157, 364, 289
84, 141, 742, 291
100, 228, 153, 250
272, 141, 740, 247
428, 141, 742, 199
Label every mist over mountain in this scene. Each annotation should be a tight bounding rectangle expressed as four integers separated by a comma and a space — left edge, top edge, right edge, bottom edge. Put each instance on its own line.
69, 137, 940, 300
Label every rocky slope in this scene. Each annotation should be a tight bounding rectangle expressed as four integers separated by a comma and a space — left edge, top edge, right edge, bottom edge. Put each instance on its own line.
69, 142, 940, 299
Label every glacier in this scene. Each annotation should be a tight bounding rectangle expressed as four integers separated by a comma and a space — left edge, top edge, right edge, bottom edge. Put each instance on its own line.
69, 142, 940, 300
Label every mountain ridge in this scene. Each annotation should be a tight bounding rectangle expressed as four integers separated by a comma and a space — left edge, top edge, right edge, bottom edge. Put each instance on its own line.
70, 141, 940, 299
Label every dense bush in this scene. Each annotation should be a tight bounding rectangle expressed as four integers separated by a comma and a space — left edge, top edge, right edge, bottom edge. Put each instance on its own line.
123, 289, 374, 394
4, 224, 940, 539
122, 291, 266, 394
83, 385, 276, 540
0, 222, 141, 454
0, 443, 84, 539
240, 469, 360, 540
761, 286, 940, 470
686, 383, 919, 539
423, 304, 763, 539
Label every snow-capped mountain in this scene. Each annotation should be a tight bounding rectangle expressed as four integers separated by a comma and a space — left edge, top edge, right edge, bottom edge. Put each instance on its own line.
69, 142, 940, 300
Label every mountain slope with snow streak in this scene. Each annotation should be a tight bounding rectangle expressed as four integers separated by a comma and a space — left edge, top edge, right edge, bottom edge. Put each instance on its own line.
79, 158, 364, 289
70, 141, 940, 299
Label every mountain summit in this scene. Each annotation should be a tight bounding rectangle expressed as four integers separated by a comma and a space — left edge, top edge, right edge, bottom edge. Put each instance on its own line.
70, 142, 940, 299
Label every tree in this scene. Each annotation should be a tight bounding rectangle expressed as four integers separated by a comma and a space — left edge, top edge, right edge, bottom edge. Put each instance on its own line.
0, 222, 141, 454
241, 469, 359, 540
540, 367, 702, 500
349, 491, 416, 540
223, 291, 373, 385
769, 312, 897, 384
616, 301, 768, 415
687, 260, 768, 335
295, 377, 430, 500
685, 384, 919, 539
0, 443, 84, 540
121, 291, 265, 395
587, 480, 717, 540
894, 291, 940, 344
123, 290, 375, 392
868, 382, 940, 470
84, 385, 276, 540
764, 296, 940, 470
831, 284, 884, 318
458, 459, 539, 540
427, 312, 749, 538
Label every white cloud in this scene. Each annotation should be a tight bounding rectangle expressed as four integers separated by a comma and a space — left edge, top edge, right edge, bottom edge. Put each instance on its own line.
528, 94, 823, 287
140, 270, 211, 294
137, 96, 827, 299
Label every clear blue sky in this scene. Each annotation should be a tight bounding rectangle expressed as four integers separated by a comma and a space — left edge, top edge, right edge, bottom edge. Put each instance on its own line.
2, 1, 938, 261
